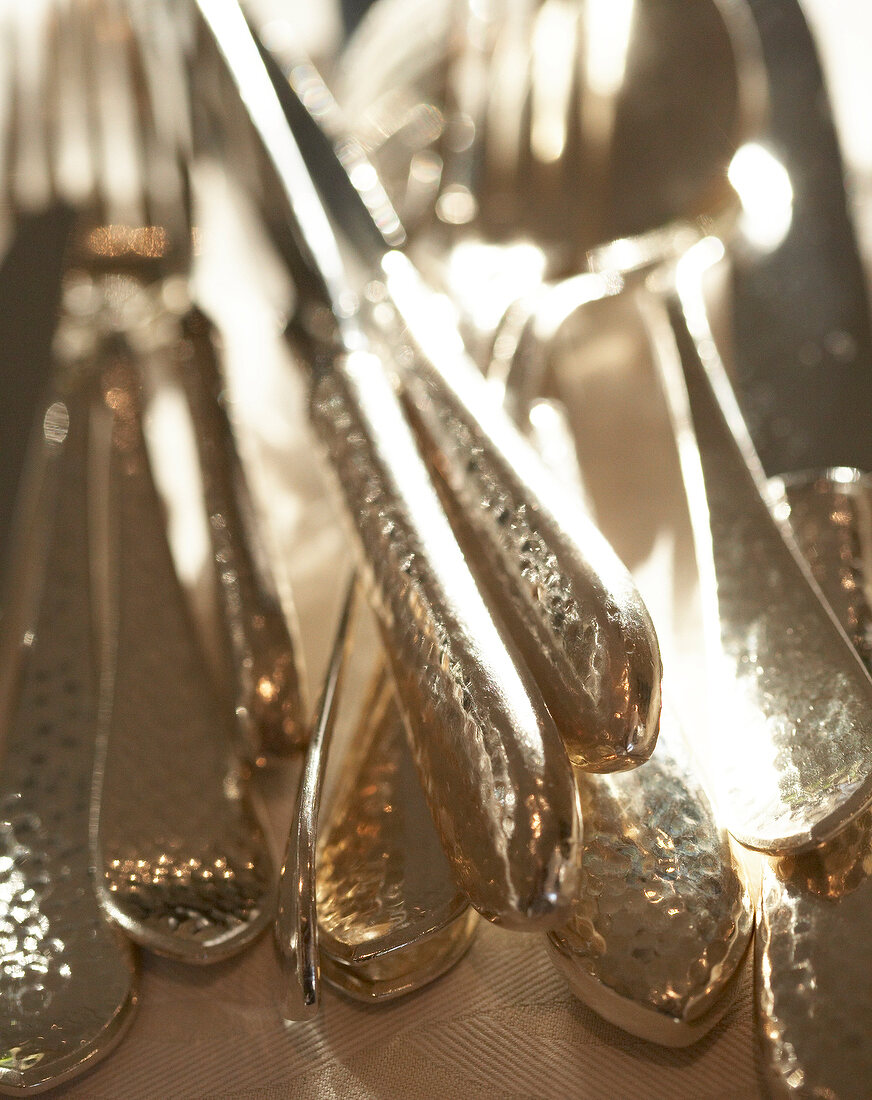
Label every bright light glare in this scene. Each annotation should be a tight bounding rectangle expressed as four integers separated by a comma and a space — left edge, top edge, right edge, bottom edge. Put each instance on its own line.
585, 0, 635, 98
530, 0, 579, 164
446, 240, 547, 335
145, 384, 210, 588
728, 142, 794, 252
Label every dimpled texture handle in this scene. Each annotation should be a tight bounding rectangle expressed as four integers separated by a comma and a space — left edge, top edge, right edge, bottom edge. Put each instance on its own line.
308, 349, 582, 931
379, 256, 662, 772
0, 385, 136, 1094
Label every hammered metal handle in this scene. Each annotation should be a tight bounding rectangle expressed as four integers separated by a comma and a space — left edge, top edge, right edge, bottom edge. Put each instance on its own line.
308, 348, 582, 931
379, 252, 662, 773
645, 248, 872, 853
176, 307, 307, 760
757, 474, 872, 1097
317, 658, 477, 1002
0, 378, 137, 1094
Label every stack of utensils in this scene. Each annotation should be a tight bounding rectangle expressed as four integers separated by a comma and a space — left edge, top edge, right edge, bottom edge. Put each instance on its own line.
0, 0, 870, 1095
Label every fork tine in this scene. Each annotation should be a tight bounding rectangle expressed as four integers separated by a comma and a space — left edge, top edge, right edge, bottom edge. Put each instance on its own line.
52, 0, 98, 208
89, 0, 147, 227
10, 0, 54, 212
125, 0, 191, 242
0, 4, 17, 249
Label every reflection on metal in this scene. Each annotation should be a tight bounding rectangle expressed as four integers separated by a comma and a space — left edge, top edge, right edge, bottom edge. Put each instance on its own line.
584, 0, 635, 99
548, 719, 752, 1046
91, 298, 275, 964
317, 663, 477, 1003
530, 0, 579, 165
382, 250, 661, 772
86, 225, 169, 260
0, 363, 136, 1094
199, 0, 585, 932
728, 142, 793, 251
277, 577, 357, 1022
757, 471, 872, 1095
655, 240, 872, 852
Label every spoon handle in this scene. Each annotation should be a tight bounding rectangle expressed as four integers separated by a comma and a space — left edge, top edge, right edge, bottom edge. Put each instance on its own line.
379, 252, 661, 772
641, 242, 872, 852
250, 43, 662, 774
197, 0, 583, 932
757, 474, 872, 1097
307, 348, 582, 930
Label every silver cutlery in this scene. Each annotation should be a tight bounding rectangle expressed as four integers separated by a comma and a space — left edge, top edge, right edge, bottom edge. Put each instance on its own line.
503, 299, 754, 1047
174, 307, 308, 761
277, 574, 477, 1018
753, 471, 872, 1097
91, 285, 276, 962
28, 0, 279, 963
277, 575, 357, 1020
246, 37, 663, 776
195, 0, 584, 933
315, 659, 478, 1004
0, 287, 138, 1096
339, 0, 872, 855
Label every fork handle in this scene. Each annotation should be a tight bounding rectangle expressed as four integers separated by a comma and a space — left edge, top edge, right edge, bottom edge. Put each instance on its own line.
307, 347, 582, 931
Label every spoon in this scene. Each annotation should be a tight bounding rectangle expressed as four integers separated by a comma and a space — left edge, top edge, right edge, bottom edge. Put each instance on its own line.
277, 579, 477, 1018
315, 660, 478, 1004
755, 470, 872, 1097
35, 0, 279, 964
91, 283, 277, 963
448, 284, 755, 1046
170, 306, 308, 761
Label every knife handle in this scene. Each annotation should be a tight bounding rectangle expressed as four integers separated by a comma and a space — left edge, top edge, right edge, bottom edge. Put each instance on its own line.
176, 307, 308, 760
378, 252, 662, 773
307, 347, 582, 931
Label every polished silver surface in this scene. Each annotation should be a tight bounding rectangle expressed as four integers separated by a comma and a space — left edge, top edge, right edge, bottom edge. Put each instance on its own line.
317, 663, 477, 1003
23, 0, 281, 965
754, 470, 872, 1098
196, 0, 584, 931
342, 0, 872, 853
308, 350, 581, 928
0, 367, 137, 1095
490, 287, 753, 1048
548, 718, 752, 1047
339, 0, 763, 274
758, 809, 872, 1099
277, 576, 357, 1021
278, 577, 478, 1017
645, 253, 872, 852
253, 43, 662, 775
778, 470, 872, 671
176, 307, 307, 760
381, 254, 661, 772
91, 292, 275, 963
